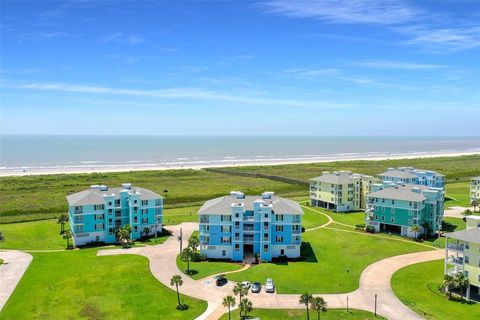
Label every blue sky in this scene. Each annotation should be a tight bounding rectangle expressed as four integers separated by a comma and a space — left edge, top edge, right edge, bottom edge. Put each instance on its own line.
1, 0, 479, 136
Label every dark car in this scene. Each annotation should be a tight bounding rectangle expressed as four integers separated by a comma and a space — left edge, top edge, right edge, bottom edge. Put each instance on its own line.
215, 275, 227, 286
251, 282, 261, 293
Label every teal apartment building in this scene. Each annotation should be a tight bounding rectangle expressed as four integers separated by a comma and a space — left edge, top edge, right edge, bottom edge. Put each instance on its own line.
378, 167, 445, 189
198, 191, 303, 262
365, 182, 444, 238
66, 183, 163, 246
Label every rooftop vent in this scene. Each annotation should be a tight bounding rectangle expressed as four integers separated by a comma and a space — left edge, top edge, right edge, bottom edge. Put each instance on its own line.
262, 191, 274, 199
230, 191, 244, 199
91, 184, 108, 191
411, 187, 421, 194
122, 183, 132, 190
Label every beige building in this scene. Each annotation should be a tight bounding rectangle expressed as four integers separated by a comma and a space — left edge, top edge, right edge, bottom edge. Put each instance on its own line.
310, 171, 379, 212
471, 177, 480, 203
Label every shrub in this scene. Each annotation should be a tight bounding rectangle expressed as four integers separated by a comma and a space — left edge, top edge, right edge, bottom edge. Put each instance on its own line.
355, 223, 365, 228
366, 225, 375, 233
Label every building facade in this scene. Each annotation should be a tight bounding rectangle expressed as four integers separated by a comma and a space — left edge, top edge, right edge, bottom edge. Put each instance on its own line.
66, 183, 163, 246
471, 177, 480, 203
378, 167, 445, 189
365, 182, 444, 238
445, 215, 480, 301
198, 191, 303, 262
310, 171, 380, 212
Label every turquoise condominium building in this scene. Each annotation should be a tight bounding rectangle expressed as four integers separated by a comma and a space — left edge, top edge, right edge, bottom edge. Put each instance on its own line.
378, 167, 445, 188
66, 183, 163, 246
198, 191, 303, 262
365, 182, 444, 238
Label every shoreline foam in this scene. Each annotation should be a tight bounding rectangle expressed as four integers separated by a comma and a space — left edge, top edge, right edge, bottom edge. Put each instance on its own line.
0, 151, 478, 177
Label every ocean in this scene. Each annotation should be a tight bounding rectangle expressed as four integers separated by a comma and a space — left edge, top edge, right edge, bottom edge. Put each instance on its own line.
0, 135, 479, 173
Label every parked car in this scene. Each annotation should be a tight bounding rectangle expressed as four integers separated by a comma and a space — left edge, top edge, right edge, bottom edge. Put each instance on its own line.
215, 275, 227, 286
241, 281, 251, 290
251, 282, 261, 293
265, 278, 275, 293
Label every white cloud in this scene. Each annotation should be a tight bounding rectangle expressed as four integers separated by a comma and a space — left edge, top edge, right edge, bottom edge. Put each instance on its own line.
262, 0, 419, 25
3, 82, 350, 109
101, 33, 145, 45
351, 60, 448, 70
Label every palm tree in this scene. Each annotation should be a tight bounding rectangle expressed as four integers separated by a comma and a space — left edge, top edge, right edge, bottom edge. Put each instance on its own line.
142, 226, 151, 238
57, 214, 68, 234
117, 228, 131, 247
233, 282, 248, 302
455, 273, 470, 300
462, 209, 473, 216
299, 293, 313, 320
181, 247, 194, 274
239, 298, 253, 319
411, 224, 420, 239
63, 230, 73, 249
311, 297, 327, 320
222, 295, 236, 320
421, 222, 431, 239
170, 275, 183, 309
442, 274, 455, 300
471, 199, 478, 213
188, 235, 200, 251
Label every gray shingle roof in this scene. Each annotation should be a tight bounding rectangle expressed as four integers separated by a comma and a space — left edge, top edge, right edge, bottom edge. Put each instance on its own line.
368, 185, 426, 202
66, 186, 162, 206
198, 195, 303, 215
447, 227, 480, 244
378, 170, 418, 179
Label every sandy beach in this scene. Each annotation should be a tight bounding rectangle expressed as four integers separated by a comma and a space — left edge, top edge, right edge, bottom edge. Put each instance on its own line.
1, 150, 478, 177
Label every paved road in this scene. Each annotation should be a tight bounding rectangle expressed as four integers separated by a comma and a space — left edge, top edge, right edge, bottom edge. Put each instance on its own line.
98, 222, 444, 320
0, 250, 33, 312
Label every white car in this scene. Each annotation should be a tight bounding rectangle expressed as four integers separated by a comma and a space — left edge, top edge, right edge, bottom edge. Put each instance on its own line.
265, 278, 275, 293
241, 281, 251, 290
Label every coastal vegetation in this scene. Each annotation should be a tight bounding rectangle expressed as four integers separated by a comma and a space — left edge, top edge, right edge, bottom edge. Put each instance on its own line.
1, 155, 478, 223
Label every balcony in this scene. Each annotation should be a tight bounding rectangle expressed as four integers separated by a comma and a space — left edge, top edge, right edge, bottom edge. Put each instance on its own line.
243, 237, 254, 243
243, 227, 255, 232
448, 256, 464, 265
447, 267, 464, 276
447, 243, 464, 252
293, 229, 301, 234
243, 216, 255, 222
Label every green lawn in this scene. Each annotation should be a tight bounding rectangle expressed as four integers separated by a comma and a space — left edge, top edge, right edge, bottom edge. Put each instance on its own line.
1, 250, 207, 320
176, 255, 243, 280
392, 260, 480, 320
301, 206, 330, 229
0, 219, 66, 250
425, 217, 466, 248
228, 228, 431, 294
163, 205, 201, 225
445, 182, 471, 208
219, 308, 384, 319
0, 219, 170, 250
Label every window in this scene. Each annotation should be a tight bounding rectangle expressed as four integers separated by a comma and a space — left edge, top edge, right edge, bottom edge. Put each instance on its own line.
94, 204, 105, 211
142, 218, 148, 224
115, 199, 120, 206
109, 228, 113, 235
108, 201, 112, 206
276, 236, 284, 243
108, 219, 112, 223
465, 256, 470, 264
264, 222, 269, 229
134, 200, 137, 204
276, 214, 284, 221
95, 214, 104, 220
221, 236, 231, 244
155, 208, 162, 214
95, 223, 104, 231
391, 217, 395, 223
235, 221, 240, 228
374, 215, 378, 220
142, 209, 148, 214
134, 226, 138, 232
264, 213, 269, 218
381, 216, 385, 221
155, 199, 162, 206
141, 200, 148, 206
74, 225, 83, 233
263, 233, 269, 241
222, 225, 231, 233
276, 225, 284, 232
235, 244, 240, 251
222, 250, 226, 257
465, 243, 470, 250
263, 244, 269, 252
133, 207, 138, 214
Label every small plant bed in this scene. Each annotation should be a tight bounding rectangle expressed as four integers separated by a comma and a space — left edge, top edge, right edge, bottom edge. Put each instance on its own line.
392, 260, 480, 320
0, 258, 4, 265
219, 308, 384, 319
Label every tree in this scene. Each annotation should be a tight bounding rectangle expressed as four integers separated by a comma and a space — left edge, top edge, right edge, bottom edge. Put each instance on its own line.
455, 273, 470, 300
471, 199, 478, 213
188, 235, 200, 251
442, 274, 455, 300
233, 282, 248, 302
239, 298, 253, 319
299, 293, 313, 320
63, 230, 73, 249
57, 214, 68, 234
311, 297, 327, 320
170, 275, 183, 309
462, 209, 473, 216
411, 224, 420, 239
222, 295, 236, 320
142, 226, 151, 238
421, 222, 431, 239
117, 227, 131, 247
181, 247, 194, 274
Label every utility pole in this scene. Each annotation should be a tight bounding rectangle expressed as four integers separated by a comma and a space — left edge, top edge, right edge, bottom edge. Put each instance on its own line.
374, 293, 377, 317
179, 227, 183, 253
347, 296, 349, 312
